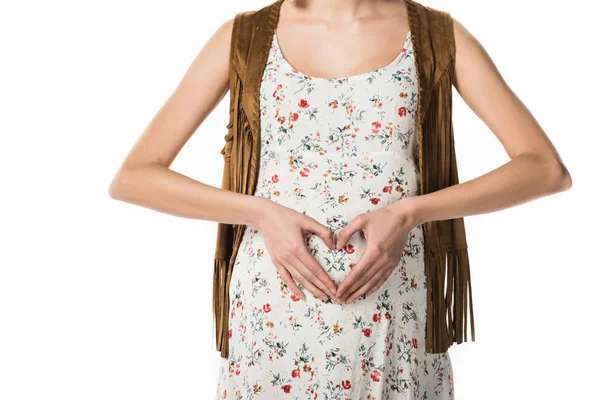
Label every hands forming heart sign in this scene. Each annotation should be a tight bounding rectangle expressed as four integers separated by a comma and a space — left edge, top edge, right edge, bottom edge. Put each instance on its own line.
258, 197, 420, 305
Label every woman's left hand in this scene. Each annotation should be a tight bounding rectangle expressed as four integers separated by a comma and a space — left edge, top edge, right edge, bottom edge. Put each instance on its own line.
334, 199, 420, 304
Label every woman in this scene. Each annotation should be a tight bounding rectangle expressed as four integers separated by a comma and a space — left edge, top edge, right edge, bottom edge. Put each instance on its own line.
109, 0, 572, 398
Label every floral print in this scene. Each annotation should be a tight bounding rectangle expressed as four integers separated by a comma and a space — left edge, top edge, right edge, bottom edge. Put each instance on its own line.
216, 29, 454, 399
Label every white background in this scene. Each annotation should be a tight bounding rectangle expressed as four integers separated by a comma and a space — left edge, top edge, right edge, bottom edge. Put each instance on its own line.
1, 0, 598, 399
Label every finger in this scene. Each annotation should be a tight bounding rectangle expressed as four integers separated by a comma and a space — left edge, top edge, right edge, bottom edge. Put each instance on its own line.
336, 248, 379, 300
295, 247, 337, 296
346, 265, 390, 303
282, 257, 329, 302
365, 266, 395, 298
349, 247, 393, 291
301, 216, 336, 250
287, 255, 331, 301
338, 262, 381, 304
273, 259, 306, 300
297, 273, 330, 302
336, 214, 367, 250
342, 256, 383, 297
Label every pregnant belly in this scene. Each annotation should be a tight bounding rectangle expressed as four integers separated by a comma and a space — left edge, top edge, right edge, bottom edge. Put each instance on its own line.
234, 214, 422, 289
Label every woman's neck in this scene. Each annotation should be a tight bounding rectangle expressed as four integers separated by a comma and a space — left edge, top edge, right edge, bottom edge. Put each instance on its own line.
284, 0, 400, 25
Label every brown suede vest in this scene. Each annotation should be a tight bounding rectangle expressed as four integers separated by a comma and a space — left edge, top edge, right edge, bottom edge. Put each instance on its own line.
213, 0, 475, 359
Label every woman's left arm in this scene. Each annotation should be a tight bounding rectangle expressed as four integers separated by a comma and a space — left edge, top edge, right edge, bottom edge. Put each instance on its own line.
404, 17, 572, 226
335, 18, 572, 303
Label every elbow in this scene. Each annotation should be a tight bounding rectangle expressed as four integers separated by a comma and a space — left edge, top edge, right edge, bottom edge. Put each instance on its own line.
108, 168, 131, 200
108, 173, 123, 200
547, 158, 572, 193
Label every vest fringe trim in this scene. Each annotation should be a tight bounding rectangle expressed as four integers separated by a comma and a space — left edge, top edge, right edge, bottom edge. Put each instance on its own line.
420, 51, 476, 353
213, 257, 230, 358
424, 246, 476, 353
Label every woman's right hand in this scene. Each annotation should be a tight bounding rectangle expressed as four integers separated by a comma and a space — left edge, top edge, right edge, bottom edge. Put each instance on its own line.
254, 198, 339, 303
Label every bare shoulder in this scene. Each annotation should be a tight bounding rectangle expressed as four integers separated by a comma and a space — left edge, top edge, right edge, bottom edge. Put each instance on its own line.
451, 17, 487, 59
209, 16, 235, 63
449, 16, 506, 95
216, 17, 235, 44
180, 15, 236, 92
448, 15, 514, 120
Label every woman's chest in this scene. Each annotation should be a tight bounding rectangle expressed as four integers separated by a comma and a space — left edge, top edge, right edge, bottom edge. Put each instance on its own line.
259, 33, 420, 159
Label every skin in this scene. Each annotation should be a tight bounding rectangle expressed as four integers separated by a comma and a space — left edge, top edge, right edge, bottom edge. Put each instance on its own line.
109, 0, 572, 306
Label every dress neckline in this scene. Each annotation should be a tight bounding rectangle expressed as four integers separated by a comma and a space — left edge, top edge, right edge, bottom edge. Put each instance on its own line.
272, 29, 412, 82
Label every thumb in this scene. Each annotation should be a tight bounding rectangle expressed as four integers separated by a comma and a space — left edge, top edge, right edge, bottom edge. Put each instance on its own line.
336, 215, 367, 250
301, 216, 336, 250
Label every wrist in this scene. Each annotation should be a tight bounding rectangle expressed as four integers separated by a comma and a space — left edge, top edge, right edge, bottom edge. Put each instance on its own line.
390, 196, 426, 229
245, 196, 275, 228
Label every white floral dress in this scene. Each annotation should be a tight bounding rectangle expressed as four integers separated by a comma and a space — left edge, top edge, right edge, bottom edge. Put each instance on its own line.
216, 29, 455, 400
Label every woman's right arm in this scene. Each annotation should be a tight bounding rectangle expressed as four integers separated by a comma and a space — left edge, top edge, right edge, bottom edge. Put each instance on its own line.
108, 18, 254, 225
108, 18, 338, 302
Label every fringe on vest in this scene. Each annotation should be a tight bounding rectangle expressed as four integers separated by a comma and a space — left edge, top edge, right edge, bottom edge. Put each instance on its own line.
418, 57, 476, 353
212, 62, 258, 359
